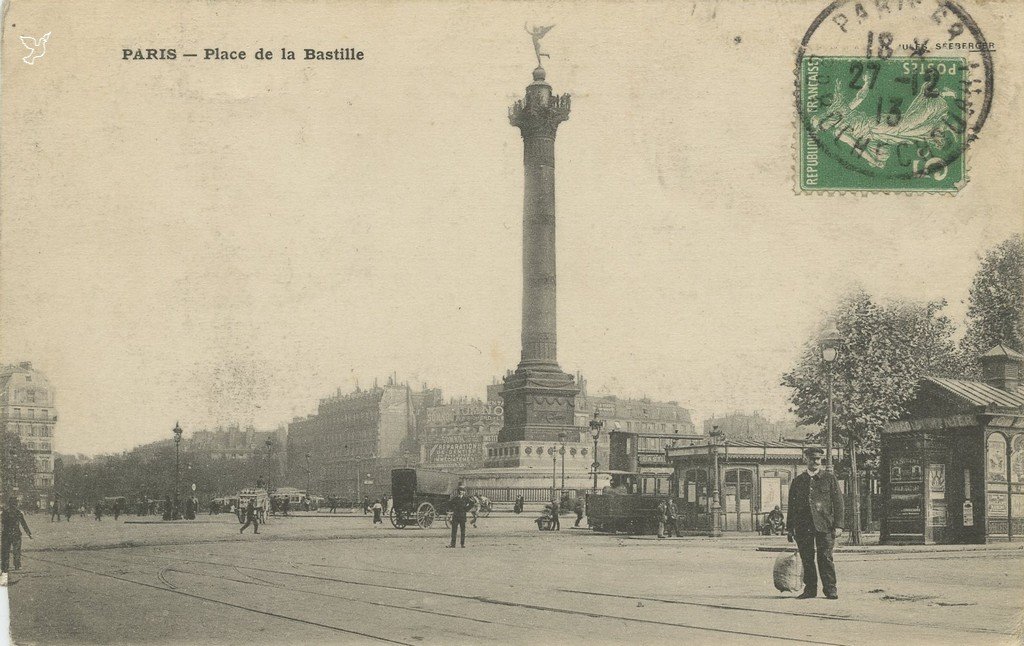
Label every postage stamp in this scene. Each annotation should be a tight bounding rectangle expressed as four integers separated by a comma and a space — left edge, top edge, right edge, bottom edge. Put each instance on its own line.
799, 56, 968, 192
795, 0, 994, 194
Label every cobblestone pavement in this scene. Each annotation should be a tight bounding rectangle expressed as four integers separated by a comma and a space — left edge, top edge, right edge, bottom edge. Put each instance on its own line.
5, 513, 1023, 645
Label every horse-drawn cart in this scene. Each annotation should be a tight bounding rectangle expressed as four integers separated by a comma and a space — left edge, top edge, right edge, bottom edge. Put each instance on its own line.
390, 468, 460, 529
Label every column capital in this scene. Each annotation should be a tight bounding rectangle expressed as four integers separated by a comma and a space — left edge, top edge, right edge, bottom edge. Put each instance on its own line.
509, 92, 571, 139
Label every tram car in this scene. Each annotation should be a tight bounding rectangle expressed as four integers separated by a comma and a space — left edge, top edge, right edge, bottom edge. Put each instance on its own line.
585, 473, 679, 534
389, 468, 460, 529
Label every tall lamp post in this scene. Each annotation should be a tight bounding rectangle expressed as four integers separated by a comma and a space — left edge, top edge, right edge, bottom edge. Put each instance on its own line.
708, 425, 723, 538
264, 439, 273, 491
548, 447, 556, 498
305, 452, 312, 495
820, 326, 841, 473
558, 433, 566, 491
172, 422, 183, 520
589, 412, 603, 493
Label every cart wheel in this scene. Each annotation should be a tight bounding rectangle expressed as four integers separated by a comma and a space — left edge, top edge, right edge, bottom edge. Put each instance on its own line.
416, 502, 435, 529
389, 508, 403, 529
443, 512, 453, 528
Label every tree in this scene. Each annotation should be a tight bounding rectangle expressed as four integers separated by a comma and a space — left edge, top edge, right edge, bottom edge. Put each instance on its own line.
960, 234, 1024, 374
781, 290, 960, 469
1, 431, 40, 502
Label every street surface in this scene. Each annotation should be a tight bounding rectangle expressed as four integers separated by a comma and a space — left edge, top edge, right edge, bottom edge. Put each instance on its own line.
4, 512, 1023, 645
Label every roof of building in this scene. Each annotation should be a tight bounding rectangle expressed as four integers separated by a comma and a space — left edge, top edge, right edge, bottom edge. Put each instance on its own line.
924, 376, 1024, 408
981, 344, 1024, 360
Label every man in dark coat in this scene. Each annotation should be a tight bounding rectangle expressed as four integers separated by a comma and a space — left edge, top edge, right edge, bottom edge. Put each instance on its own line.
447, 486, 473, 548
787, 447, 844, 599
2, 497, 33, 573
239, 498, 260, 534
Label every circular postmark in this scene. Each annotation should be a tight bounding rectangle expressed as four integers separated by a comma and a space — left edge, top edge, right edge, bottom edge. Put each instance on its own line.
796, 0, 994, 191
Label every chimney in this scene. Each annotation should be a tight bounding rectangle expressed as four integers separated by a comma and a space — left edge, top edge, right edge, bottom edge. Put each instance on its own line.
980, 344, 1024, 392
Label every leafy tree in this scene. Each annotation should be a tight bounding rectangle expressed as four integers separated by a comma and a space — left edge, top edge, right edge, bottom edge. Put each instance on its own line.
781, 290, 960, 470
960, 234, 1024, 374
0, 431, 40, 501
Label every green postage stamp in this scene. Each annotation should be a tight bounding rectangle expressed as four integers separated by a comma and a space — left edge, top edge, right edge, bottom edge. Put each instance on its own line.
799, 56, 969, 193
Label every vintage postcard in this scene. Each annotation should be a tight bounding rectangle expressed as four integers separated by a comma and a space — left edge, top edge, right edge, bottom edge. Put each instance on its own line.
1, 1, 1022, 644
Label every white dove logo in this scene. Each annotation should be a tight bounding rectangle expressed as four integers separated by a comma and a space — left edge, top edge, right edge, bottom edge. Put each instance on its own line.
20, 32, 51, 65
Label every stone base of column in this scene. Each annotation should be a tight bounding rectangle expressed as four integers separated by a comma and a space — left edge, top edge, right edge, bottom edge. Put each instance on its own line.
497, 367, 580, 443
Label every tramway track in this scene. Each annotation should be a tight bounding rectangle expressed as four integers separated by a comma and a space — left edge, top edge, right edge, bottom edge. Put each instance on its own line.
30, 555, 415, 646
50, 549, 854, 645
128, 548, 1012, 642
558, 588, 1012, 637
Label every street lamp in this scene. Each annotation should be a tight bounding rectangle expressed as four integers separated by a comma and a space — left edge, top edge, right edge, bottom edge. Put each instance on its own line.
558, 433, 567, 491
708, 425, 723, 538
264, 439, 273, 491
589, 412, 603, 493
172, 422, 183, 520
305, 452, 312, 495
820, 325, 841, 473
548, 447, 556, 498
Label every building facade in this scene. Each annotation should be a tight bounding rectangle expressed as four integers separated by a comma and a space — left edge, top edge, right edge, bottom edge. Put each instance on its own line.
0, 362, 58, 502
419, 398, 502, 470
287, 379, 426, 500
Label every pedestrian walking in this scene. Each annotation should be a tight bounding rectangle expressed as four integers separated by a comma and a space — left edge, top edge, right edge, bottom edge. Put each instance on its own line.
362, 496, 370, 515
113, 499, 121, 521
656, 500, 668, 538
371, 500, 383, 525
574, 496, 585, 527
64, 501, 73, 522
94, 501, 103, 521
1, 497, 33, 574
50, 495, 60, 522
447, 486, 473, 548
514, 495, 525, 514
786, 446, 844, 600
282, 497, 290, 516
549, 497, 561, 531
239, 498, 260, 534
329, 497, 338, 514
470, 494, 481, 528
666, 498, 680, 537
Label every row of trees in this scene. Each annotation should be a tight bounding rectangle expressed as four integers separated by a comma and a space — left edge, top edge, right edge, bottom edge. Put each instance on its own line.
54, 445, 283, 507
783, 234, 1024, 473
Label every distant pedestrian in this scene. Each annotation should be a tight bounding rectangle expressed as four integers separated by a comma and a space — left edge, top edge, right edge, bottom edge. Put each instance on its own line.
656, 500, 667, 538
282, 498, 290, 516
113, 499, 121, 521
574, 496, 585, 527
79, 504, 86, 518
50, 495, 60, 522
329, 497, 338, 514
514, 495, 525, 514
371, 500, 383, 525
549, 497, 561, 531
666, 498, 680, 537
239, 499, 260, 534
1, 497, 33, 573
787, 447, 844, 600
94, 501, 103, 521
362, 497, 370, 515
447, 487, 473, 548
470, 494, 481, 528
64, 502, 73, 522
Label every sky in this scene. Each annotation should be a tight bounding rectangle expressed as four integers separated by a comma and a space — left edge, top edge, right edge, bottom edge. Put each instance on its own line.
1, 1, 1022, 456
